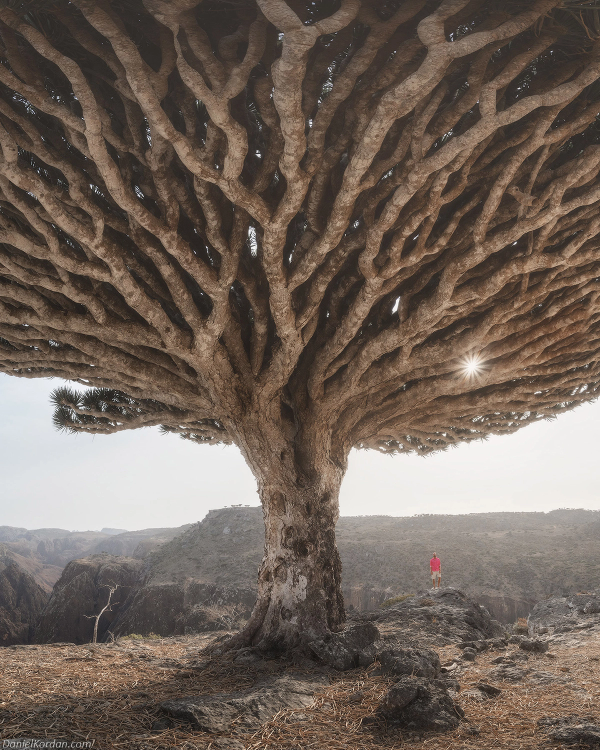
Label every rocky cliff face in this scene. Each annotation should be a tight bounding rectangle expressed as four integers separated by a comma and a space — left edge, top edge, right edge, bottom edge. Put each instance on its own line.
476, 594, 536, 624
106, 510, 260, 637
528, 589, 600, 630
145, 508, 264, 589
35, 555, 143, 644
111, 581, 256, 637
0, 548, 48, 645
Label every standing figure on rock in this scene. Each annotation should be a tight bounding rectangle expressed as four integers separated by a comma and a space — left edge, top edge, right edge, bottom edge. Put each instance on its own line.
430, 554, 442, 590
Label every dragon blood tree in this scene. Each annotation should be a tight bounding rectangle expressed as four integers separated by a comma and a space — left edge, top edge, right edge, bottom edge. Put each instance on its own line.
2, 0, 600, 650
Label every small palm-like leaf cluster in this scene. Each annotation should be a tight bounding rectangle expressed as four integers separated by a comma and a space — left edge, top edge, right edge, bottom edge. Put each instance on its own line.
50, 386, 230, 443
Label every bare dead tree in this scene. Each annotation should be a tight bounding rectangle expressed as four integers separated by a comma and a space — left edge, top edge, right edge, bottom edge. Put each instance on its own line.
84, 582, 119, 644
2, 0, 600, 651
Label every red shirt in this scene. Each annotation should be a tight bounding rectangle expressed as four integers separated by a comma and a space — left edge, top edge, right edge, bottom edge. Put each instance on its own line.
430, 557, 441, 571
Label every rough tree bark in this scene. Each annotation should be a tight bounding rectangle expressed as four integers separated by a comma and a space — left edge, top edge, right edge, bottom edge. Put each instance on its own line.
3, 0, 600, 650
233, 419, 348, 648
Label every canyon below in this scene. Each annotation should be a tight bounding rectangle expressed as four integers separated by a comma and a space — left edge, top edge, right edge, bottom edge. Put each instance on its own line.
1, 507, 599, 646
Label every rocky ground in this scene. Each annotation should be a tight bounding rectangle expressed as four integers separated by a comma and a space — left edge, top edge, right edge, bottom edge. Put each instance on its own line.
1, 588, 598, 750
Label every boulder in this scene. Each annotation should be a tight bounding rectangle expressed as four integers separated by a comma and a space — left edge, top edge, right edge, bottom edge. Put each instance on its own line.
475, 682, 502, 698
458, 639, 489, 652
308, 622, 380, 670
547, 726, 600, 747
377, 676, 464, 732
363, 588, 505, 649
520, 638, 549, 653
527, 671, 569, 686
490, 665, 528, 682
528, 590, 600, 630
160, 674, 327, 732
377, 647, 441, 679
538, 717, 600, 747
439, 677, 460, 694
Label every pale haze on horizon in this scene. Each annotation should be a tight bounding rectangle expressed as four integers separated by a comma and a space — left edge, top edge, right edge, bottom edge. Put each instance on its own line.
1, 372, 599, 531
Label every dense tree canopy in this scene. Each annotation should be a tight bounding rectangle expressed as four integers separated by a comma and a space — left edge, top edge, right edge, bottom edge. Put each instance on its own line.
2, 0, 600, 648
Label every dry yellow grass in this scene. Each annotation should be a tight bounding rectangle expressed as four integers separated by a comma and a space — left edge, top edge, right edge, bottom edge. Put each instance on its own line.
0, 631, 598, 750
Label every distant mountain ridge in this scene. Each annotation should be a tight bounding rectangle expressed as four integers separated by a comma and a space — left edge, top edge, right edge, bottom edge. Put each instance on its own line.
0, 524, 193, 592
28, 506, 600, 644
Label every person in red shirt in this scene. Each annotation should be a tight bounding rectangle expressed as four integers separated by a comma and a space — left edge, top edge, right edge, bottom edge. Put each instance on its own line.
430, 553, 441, 589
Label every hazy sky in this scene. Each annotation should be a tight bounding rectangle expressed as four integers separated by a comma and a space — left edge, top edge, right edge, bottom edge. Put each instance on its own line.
1, 372, 599, 531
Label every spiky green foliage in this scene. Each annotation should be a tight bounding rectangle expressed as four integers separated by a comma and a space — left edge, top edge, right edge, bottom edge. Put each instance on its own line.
50, 385, 232, 443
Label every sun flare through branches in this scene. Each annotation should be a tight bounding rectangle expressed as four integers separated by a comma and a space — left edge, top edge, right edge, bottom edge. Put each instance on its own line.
459, 354, 486, 382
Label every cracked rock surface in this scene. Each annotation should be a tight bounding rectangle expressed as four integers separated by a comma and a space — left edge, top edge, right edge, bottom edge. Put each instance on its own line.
160, 673, 328, 732
378, 676, 464, 732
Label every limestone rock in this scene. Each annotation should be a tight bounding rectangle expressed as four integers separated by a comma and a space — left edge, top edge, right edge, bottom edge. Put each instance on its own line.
538, 717, 600, 747
520, 638, 549, 653
160, 674, 327, 732
377, 676, 464, 732
475, 682, 502, 697
377, 647, 441, 679
308, 622, 380, 670
528, 590, 600, 631
527, 670, 569, 686
490, 665, 528, 682
547, 726, 600, 747
363, 588, 505, 649
458, 639, 490, 652
491, 655, 511, 664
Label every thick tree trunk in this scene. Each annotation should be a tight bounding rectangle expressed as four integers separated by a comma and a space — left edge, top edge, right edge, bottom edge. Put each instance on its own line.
228, 421, 348, 652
